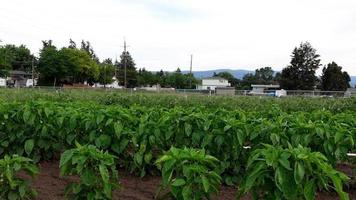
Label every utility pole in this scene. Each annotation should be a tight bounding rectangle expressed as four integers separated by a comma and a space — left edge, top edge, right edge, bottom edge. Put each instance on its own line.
31, 57, 34, 86
123, 39, 127, 88
189, 54, 193, 88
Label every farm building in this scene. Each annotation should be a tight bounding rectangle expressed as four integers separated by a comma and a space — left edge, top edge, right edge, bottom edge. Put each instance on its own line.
196, 77, 231, 90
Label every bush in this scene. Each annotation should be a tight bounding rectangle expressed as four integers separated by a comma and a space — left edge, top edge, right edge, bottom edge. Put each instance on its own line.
0, 154, 39, 200
156, 147, 222, 200
238, 144, 350, 200
59, 142, 119, 199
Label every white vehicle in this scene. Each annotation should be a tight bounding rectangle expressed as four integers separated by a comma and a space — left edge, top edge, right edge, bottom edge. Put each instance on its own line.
25, 79, 37, 87
0, 78, 6, 87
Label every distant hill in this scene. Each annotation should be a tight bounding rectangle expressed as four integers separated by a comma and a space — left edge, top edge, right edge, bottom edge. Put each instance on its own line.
181, 69, 253, 79
351, 76, 356, 87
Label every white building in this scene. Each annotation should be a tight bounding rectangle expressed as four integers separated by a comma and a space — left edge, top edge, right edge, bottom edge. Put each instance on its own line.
197, 77, 231, 90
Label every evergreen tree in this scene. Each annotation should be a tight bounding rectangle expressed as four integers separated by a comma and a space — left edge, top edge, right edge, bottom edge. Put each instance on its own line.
117, 51, 137, 87
68, 39, 76, 49
280, 42, 321, 90
80, 40, 99, 63
321, 62, 350, 91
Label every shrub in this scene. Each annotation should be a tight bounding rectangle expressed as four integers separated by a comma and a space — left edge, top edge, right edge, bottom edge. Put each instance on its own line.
59, 142, 119, 199
238, 144, 350, 200
0, 154, 39, 200
156, 147, 222, 200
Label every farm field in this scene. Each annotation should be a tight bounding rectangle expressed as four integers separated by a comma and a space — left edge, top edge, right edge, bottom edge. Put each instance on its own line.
0, 89, 355, 199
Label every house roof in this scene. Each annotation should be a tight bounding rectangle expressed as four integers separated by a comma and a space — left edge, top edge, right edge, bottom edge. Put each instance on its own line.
251, 84, 280, 88
10, 70, 31, 76
202, 77, 228, 81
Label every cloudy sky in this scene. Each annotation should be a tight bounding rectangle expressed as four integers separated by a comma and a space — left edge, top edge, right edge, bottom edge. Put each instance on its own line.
1, 0, 356, 75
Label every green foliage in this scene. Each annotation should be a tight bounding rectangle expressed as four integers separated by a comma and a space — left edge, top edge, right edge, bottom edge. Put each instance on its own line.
38, 40, 100, 86
98, 58, 116, 85
59, 142, 119, 199
0, 154, 39, 200
117, 51, 137, 87
156, 147, 222, 200
0, 44, 35, 73
238, 145, 350, 200
280, 42, 321, 90
321, 62, 351, 91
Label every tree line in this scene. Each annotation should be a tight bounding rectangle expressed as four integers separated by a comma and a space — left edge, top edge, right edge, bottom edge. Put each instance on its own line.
213, 42, 351, 91
0, 40, 352, 90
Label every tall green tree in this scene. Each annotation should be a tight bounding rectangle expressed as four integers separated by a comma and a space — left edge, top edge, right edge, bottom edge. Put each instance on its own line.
117, 51, 137, 88
0, 46, 13, 77
0, 44, 35, 76
321, 62, 350, 91
38, 40, 66, 86
98, 58, 116, 85
165, 68, 186, 89
280, 42, 321, 90
80, 40, 99, 63
137, 68, 157, 86
255, 67, 274, 84
59, 47, 99, 84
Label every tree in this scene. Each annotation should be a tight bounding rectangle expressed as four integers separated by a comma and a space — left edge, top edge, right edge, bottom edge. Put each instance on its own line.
137, 68, 157, 86
0, 46, 13, 77
240, 73, 257, 89
255, 67, 274, 84
321, 62, 350, 91
37, 41, 66, 86
58, 47, 99, 84
280, 42, 321, 90
38, 41, 99, 86
0, 44, 35, 75
80, 40, 99, 63
165, 68, 188, 89
68, 39, 76, 49
98, 58, 116, 85
117, 51, 137, 88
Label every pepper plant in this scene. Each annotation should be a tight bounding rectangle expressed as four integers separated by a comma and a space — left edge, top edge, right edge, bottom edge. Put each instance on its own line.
156, 147, 222, 200
0, 154, 39, 200
59, 142, 119, 200
237, 144, 350, 200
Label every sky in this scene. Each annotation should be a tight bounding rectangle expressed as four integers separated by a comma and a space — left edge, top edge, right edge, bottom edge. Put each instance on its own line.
1, 0, 356, 75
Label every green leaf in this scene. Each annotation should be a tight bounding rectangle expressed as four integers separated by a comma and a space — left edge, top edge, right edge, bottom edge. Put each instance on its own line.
24, 139, 34, 155
182, 185, 193, 200
99, 164, 110, 183
59, 149, 74, 168
19, 184, 26, 197
8, 191, 18, 200
304, 180, 316, 200
95, 134, 111, 148
172, 178, 186, 186
96, 114, 105, 125
184, 123, 192, 136
294, 162, 305, 184
201, 175, 210, 193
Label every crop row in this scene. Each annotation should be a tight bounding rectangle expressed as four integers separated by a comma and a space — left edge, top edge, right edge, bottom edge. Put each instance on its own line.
1, 88, 355, 113
0, 101, 354, 185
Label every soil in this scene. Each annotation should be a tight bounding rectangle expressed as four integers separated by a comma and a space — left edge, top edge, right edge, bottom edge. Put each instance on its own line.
19, 161, 356, 200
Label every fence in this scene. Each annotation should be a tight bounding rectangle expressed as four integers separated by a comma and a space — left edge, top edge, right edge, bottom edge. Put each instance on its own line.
1, 86, 355, 98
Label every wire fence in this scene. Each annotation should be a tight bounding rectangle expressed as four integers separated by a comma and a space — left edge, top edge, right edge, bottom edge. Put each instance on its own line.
1, 86, 355, 98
